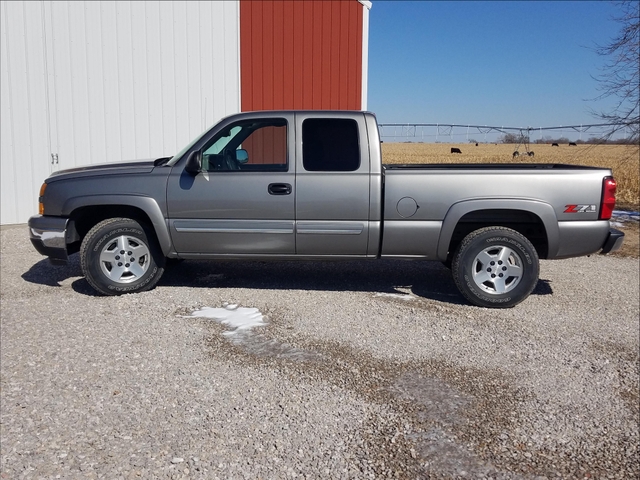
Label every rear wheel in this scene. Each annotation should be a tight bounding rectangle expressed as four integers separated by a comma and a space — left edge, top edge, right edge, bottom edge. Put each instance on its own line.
452, 227, 539, 308
80, 218, 165, 295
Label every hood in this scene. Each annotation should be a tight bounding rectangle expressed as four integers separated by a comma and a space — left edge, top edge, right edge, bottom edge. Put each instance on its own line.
48, 158, 160, 181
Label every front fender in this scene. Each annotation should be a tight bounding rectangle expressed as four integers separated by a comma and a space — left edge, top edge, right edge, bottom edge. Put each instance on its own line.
63, 195, 172, 256
436, 198, 560, 260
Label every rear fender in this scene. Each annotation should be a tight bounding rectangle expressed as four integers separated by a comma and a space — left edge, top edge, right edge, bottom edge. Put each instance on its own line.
437, 199, 559, 260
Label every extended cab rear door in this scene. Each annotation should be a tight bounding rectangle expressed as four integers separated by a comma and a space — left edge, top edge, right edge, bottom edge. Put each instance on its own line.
294, 112, 371, 256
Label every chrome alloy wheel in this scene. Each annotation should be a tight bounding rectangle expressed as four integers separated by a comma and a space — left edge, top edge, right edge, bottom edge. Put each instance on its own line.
471, 245, 523, 295
99, 235, 151, 283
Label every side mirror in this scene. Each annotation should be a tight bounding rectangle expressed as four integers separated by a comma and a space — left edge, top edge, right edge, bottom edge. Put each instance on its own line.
184, 151, 202, 175
236, 149, 249, 164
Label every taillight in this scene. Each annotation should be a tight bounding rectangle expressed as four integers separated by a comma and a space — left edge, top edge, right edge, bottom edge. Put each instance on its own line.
38, 183, 47, 215
599, 176, 616, 220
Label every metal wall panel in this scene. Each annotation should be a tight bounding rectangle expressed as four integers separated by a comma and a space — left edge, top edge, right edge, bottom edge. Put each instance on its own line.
240, 0, 365, 111
1, 1, 241, 225
1, 1, 50, 226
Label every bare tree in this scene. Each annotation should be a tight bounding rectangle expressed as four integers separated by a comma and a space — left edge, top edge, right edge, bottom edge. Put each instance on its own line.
592, 1, 639, 142
500, 132, 529, 144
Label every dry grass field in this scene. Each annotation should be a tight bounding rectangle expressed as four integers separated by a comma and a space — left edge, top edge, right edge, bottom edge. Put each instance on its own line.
381, 142, 639, 209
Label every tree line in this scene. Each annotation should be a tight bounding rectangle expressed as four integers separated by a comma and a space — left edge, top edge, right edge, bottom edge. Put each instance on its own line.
495, 132, 638, 145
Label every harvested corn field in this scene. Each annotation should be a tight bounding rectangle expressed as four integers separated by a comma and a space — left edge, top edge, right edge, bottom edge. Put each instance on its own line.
382, 143, 639, 209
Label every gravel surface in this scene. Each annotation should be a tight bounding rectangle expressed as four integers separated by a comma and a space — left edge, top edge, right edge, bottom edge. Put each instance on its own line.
1, 225, 638, 479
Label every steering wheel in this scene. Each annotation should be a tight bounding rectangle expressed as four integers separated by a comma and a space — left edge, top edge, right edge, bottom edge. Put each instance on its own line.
222, 148, 240, 170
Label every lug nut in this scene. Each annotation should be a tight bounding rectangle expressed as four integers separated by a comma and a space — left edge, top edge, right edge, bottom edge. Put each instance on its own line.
120, 250, 125, 254
130, 257, 135, 262
115, 255, 120, 260
118, 262, 123, 267
502, 266, 507, 271
125, 263, 130, 267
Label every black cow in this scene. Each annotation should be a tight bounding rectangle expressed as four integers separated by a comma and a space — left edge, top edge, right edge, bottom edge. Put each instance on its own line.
451, 147, 462, 154
527, 151, 535, 157
551, 143, 559, 147
569, 142, 577, 146
512, 151, 520, 158
475, 143, 479, 146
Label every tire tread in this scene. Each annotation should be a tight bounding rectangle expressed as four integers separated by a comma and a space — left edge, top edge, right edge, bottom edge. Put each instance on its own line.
452, 226, 539, 308
80, 217, 164, 296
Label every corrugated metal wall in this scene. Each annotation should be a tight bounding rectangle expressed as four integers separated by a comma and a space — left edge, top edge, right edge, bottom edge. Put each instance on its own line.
243, 127, 287, 165
1, 1, 241, 225
239, 0, 365, 111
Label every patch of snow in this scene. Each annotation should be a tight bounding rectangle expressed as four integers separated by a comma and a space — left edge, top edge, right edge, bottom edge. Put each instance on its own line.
186, 304, 266, 336
374, 292, 415, 301
612, 210, 639, 223
183, 305, 320, 361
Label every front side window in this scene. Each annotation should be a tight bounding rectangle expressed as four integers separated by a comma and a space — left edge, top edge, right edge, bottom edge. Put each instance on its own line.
201, 119, 288, 172
302, 118, 360, 172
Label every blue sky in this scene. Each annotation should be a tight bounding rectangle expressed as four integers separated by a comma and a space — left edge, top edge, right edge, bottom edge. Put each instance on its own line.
367, 1, 625, 140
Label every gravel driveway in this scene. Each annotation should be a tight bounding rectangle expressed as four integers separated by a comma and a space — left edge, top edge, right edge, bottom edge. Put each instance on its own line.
1, 225, 638, 479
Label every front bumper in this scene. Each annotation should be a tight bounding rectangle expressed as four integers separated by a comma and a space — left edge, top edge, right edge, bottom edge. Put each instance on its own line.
600, 228, 625, 254
28, 215, 70, 265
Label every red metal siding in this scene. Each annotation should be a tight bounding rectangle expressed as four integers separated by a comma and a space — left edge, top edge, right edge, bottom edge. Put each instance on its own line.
242, 126, 287, 165
240, 0, 363, 111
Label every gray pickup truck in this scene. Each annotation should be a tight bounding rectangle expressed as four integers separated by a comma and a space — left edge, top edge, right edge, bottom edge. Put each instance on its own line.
29, 110, 624, 307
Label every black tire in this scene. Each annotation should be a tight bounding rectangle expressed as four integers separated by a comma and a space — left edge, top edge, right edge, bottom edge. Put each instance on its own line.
451, 227, 539, 308
80, 218, 165, 296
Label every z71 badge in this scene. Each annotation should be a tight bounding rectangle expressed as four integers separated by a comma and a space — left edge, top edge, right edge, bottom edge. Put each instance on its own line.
564, 204, 597, 213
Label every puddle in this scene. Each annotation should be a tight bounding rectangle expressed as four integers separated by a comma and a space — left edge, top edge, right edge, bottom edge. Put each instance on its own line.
389, 373, 506, 477
390, 373, 472, 425
228, 333, 323, 362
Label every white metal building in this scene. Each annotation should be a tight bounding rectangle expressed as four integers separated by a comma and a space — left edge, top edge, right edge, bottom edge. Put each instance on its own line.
1, 1, 241, 225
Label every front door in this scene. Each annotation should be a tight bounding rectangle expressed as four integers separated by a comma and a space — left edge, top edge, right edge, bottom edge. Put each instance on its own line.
167, 114, 295, 256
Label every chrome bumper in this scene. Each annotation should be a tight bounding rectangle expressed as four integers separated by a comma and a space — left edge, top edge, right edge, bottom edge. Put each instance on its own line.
28, 215, 70, 265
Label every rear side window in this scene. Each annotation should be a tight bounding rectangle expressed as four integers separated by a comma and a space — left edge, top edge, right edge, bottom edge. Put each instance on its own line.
302, 119, 360, 172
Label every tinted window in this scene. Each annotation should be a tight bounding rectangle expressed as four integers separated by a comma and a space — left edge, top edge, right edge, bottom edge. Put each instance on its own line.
302, 119, 360, 172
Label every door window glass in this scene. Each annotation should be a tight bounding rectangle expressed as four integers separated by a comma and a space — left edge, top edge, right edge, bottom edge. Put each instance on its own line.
202, 119, 287, 172
302, 119, 360, 172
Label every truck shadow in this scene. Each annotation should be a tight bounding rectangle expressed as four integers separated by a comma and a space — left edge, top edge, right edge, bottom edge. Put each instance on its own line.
22, 256, 553, 304
21, 255, 100, 296
160, 258, 470, 304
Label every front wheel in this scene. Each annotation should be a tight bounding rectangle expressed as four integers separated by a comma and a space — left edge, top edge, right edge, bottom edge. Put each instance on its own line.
80, 218, 165, 295
452, 227, 539, 308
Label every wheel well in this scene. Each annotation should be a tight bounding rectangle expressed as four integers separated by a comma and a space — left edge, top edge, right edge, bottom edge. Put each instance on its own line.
447, 209, 548, 260
67, 205, 155, 255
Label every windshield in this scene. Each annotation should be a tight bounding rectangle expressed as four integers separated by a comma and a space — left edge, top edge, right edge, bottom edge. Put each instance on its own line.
166, 127, 211, 166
